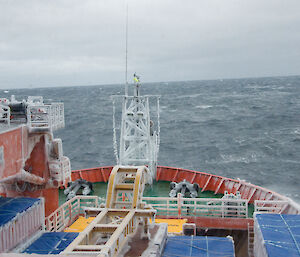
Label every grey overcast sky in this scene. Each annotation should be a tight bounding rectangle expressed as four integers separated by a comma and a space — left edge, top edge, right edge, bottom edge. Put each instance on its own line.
0, 0, 300, 89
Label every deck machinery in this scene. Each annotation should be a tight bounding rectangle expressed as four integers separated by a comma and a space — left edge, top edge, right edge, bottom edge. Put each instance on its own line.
63, 165, 157, 257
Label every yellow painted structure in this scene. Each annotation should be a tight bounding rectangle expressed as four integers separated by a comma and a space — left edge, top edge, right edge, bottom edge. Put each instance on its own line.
64, 216, 95, 232
154, 219, 187, 233
63, 165, 156, 257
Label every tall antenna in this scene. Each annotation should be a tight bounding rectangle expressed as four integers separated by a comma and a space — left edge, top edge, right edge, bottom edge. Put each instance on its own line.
125, 3, 129, 96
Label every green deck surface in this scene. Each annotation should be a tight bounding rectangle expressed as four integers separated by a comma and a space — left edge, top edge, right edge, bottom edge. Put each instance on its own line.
59, 181, 254, 217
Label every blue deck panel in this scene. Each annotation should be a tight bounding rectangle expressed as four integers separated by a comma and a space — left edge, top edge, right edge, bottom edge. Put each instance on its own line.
163, 236, 235, 257
23, 232, 79, 254
0, 197, 41, 226
256, 213, 300, 257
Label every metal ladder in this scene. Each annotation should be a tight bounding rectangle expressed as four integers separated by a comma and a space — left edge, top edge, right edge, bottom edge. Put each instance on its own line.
105, 166, 149, 209
63, 165, 155, 257
248, 223, 254, 257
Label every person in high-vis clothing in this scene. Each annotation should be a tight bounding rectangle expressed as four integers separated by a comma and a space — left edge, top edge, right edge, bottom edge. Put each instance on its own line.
133, 73, 140, 83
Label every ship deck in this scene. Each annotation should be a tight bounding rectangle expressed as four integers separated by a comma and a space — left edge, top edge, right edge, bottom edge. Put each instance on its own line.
59, 181, 256, 218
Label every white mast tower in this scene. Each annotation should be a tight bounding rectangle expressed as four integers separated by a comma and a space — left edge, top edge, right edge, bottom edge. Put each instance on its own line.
112, 6, 159, 182
117, 74, 159, 182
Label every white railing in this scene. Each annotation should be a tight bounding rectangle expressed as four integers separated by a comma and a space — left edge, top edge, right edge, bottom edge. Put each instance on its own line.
0, 198, 44, 252
45, 194, 250, 234
50, 103, 64, 130
0, 104, 10, 126
45, 196, 100, 232
142, 195, 248, 219
27, 103, 64, 131
49, 156, 71, 186
254, 200, 288, 213
61, 156, 71, 183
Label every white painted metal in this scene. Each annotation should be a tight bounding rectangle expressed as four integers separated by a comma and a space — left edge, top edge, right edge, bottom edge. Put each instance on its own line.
27, 102, 64, 131
254, 200, 289, 213
222, 191, 244, 217
253, 214, 269, 257
0, 103, 10, 126
48, 156, 71, 186
0, 198, 44, 252
112, 97, 119, 164
45, 195, 100, 232
0, 95, 64, 131
116, 77, 160, 181
63, 165, 156, 257
142, 195, 248, 218
49, 195, 249, 231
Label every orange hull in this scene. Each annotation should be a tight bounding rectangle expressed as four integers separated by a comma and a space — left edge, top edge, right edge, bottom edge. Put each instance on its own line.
72, 165, 300, 215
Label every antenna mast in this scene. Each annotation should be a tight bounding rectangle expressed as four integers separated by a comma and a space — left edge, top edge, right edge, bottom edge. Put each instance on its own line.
125, 3, 129, 96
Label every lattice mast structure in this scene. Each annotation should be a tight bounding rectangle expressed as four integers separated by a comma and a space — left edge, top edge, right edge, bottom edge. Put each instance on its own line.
118, 75, 159, 181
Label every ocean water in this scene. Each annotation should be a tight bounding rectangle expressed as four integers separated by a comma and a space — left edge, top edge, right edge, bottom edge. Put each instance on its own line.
3, 75, 300, 202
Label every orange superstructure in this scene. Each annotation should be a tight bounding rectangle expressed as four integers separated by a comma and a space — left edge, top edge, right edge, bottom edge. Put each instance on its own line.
0, 125, 68, 216
0, 96, 70, 216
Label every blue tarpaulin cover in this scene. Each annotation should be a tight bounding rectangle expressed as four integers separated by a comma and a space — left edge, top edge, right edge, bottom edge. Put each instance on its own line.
0, 197, 41, 227
256, 213, 300, 257
23, 232, 79, 254
162, 236, 235, 257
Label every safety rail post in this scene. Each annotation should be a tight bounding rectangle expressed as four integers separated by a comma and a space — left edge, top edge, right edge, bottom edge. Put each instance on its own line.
167, 199, 170, 217
77, 197, 80, 216
177, 193, 182, 218
221, 199, 224, 218
62, 205, 66, 228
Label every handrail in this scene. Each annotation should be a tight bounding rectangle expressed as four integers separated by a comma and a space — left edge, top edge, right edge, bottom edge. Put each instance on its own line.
27, 103, 64, 131
254, 200, 289, 213
45, 197, 296, 233
0, 104, 10, 125
142, 194, 248, 219
45, 198, 298, 234
45, 194, 249, 234
49, 156, 71, 186
72, 165, 300, 214
45, 196, 99, 232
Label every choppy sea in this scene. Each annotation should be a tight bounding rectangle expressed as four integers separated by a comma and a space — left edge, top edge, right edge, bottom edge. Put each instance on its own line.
3, 76, 300, 202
